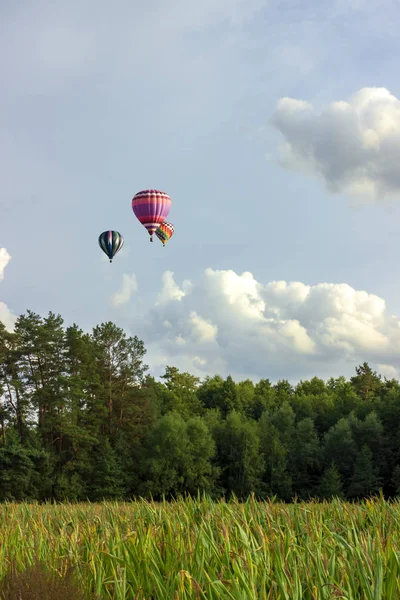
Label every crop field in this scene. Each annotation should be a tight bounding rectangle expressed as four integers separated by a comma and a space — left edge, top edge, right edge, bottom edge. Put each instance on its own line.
0, 496, 399, 599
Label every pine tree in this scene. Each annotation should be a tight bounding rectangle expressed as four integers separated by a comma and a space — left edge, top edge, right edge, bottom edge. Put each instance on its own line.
350, 362, 382, 402
348, 444, 381, 498
319, 463, 344, 499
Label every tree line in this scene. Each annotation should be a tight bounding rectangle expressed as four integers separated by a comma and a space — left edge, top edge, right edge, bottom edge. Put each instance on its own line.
0, 310, 399, 502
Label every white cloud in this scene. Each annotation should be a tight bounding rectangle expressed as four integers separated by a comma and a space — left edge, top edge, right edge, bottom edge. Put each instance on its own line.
111, 274, 138, 307
0, 302, 17, 331
127, 268, 400, 381
377, 363, 398, 380
156, 271, 192, 305
0, 249, 11, 281
0, 249, 17, 331
271, 87, 400, 204
189, 311, 218, 343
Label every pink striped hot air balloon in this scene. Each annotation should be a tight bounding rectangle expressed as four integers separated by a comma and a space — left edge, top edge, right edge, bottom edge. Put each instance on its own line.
131, 189, 172, 241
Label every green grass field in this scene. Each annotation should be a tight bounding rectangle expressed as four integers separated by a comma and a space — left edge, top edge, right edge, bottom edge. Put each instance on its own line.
0, 496, 399, 599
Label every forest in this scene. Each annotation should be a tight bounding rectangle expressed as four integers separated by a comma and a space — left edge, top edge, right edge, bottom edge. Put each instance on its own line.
0, 309, 399, 503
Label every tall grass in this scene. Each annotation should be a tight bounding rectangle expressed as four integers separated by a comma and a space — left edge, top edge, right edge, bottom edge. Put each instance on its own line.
0, 495, 399, 599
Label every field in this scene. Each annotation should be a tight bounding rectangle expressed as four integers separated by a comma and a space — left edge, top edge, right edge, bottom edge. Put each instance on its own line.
0, 496, 399, 599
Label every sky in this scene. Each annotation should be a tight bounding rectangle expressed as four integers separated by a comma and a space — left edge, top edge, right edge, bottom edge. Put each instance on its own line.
2, 0, 400, 383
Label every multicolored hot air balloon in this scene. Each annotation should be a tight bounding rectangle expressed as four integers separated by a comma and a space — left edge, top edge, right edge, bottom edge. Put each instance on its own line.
98, 230, 124, 263
155, 222, 175, 246
131, 189, 172, 241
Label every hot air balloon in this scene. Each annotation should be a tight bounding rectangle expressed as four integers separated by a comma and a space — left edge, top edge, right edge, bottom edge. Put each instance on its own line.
131, 189, 171, 241
98, 231, 124, 263
155, 222, 174, 246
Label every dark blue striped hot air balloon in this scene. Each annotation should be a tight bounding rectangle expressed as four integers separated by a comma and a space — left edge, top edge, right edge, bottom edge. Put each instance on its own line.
98, 230, 124, 263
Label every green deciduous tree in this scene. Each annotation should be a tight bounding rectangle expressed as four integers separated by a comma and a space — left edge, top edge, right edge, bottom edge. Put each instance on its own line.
215, 411, 263, 499
142, 412, 217, 498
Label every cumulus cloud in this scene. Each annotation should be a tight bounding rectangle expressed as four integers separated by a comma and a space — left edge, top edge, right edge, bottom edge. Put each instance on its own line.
156, 271, 192, 305
111, 274, 138, 307
377, 363, 398, 380
0, 303, 16, 331
0, 249, 17, 331
0, 249, 11, 281
128, 268, 400, 382
271, 87, 400, 204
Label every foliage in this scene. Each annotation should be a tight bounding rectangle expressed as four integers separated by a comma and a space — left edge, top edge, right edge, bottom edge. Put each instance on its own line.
0, 309, 399, 501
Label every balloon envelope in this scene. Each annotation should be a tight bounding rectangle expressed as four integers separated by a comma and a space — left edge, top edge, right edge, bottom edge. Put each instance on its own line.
98, 230, 124, 262
131, 189, 171, 240
155, 222, 174, 246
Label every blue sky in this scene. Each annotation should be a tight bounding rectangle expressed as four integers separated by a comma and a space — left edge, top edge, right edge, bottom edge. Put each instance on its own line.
2, 0, 400, 383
